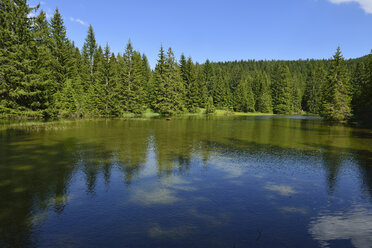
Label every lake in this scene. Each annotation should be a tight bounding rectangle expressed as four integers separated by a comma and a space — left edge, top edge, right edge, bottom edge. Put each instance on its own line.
1, 116, 372, 248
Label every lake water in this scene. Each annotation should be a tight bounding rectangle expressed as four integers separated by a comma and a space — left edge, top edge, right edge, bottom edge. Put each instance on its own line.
1, 116, 372, 248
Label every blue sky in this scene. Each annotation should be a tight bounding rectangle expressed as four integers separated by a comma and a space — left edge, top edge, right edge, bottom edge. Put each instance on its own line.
29, 0, 372, 68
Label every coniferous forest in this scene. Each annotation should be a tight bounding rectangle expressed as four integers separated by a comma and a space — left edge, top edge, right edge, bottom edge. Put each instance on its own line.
1, 1, 372, 126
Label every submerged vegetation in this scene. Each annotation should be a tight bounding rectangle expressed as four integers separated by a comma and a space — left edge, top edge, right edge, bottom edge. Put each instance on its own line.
0, 0, 371, 125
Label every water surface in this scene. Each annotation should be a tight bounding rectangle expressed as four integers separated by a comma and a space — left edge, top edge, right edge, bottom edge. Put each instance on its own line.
1, 116, 372, 248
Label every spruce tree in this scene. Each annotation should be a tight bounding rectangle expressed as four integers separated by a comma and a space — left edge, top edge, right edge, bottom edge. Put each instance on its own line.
141, 54, 152, 106
211, 68, 230, 108
87, 46, 106, 116
203, 59, 214, 94
30, 10, 54, 115
255, 72, 273, 113
321, 47, 351, 121
82, 25, 97, 89
0, 0, 40, 116
195, 63, 208, 107
271, 63, 291, 114
102, 45, 119, 116
117, 41, 145, 114
50, 8, 72, 94
302, 66, 326, 114
180, 55, 199, 112
205, 96, 216, 114
291, 74, 302, 114
353, 53, 372, 125
152, 46, 185, 115
234, 77, 255, 112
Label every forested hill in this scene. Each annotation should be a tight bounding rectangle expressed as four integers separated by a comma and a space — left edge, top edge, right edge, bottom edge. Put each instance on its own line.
1, 1, 371, 126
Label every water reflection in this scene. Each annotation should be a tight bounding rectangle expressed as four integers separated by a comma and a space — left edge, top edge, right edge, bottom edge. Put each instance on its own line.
309, 205, 372, 248
0, 117, 371, 247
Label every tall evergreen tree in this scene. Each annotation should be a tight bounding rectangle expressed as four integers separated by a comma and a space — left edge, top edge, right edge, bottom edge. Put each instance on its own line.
271, 64, 292, 114
234, 77, 255, 112
49, 8, 72, 94
321, 47, 351, 121
117, 41, 145, 114
205, 96, 216, 114
0, 0, 40, 116
353, 53, 372, 125
195, 63, 208, 108
291, 74, 302, 114
102, 45, 119, 116
152, 46, 185, 115
141, 54, 152, 106
180, 55, 199, 112
302, 66, 326, 114
255, 72, 273, 113
82, 25, 97, 88
86, 46, 106, 116
211, 68, 230, 108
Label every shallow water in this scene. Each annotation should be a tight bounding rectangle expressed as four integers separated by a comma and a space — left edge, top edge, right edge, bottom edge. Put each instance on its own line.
1, 116, 372, 248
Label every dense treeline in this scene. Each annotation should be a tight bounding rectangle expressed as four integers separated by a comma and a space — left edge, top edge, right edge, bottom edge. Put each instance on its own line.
1, 1, 371, 125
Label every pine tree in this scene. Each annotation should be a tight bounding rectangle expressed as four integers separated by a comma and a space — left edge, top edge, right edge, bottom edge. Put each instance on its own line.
141, 54, 152, 106
321, 47, 351, 121
255, 72, 273, 113
102, 45, 119, 116
82, 25, 97, 89
30, 10, 55, 116
117, 41, 145, 114
49, 8, 72, 94
291, 74, 302, 114
205, 96, 216, 114
234, 77, 255, 112
180, 55, 199, 112
211, 68, 230, 108
302, 66, 326, 114
86, 46, 106, 116
203, 59, 214, 95
353, 53, 372, 125
0, 0, 41, 116
271, 63, 291, 114
195, 63, 208, 107
152, 46, 185, 115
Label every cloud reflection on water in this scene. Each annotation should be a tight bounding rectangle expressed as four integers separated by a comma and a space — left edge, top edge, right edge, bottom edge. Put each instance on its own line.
309, 205, 372, 248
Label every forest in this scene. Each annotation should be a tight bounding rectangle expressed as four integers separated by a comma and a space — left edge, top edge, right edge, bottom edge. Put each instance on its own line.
1, 0, 371, 125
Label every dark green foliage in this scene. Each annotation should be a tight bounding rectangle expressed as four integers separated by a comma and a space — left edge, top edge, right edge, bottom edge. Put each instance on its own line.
50, 8, 73, 94
152, 46, 185, 115
117, 41, 145, 114
271, 64, 291, 114
321, 47, 351, 121
0, 0, 370, 125
205, 97, 216, 114
352, 54, 372, 125
211, 68, 231, 108
302, 66, 326, 114
234, 77, 255, 112
254, 72, 272, 113
195, 64, 208, 108
0, 0, 42, 117
82, 25, 96, 75
180, 55, 199, 112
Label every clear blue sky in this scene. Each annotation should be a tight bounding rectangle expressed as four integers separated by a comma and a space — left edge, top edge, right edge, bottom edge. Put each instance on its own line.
30, 0, 372, 68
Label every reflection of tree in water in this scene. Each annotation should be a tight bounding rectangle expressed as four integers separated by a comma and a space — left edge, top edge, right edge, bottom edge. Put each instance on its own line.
1, 118, 372, 247
116, 137, 149, 185
153, 120, 195, 176
0, 130, 78, 247
320, 146, 344, 194
353, 149, 372, 201
80, 145, 114, 194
